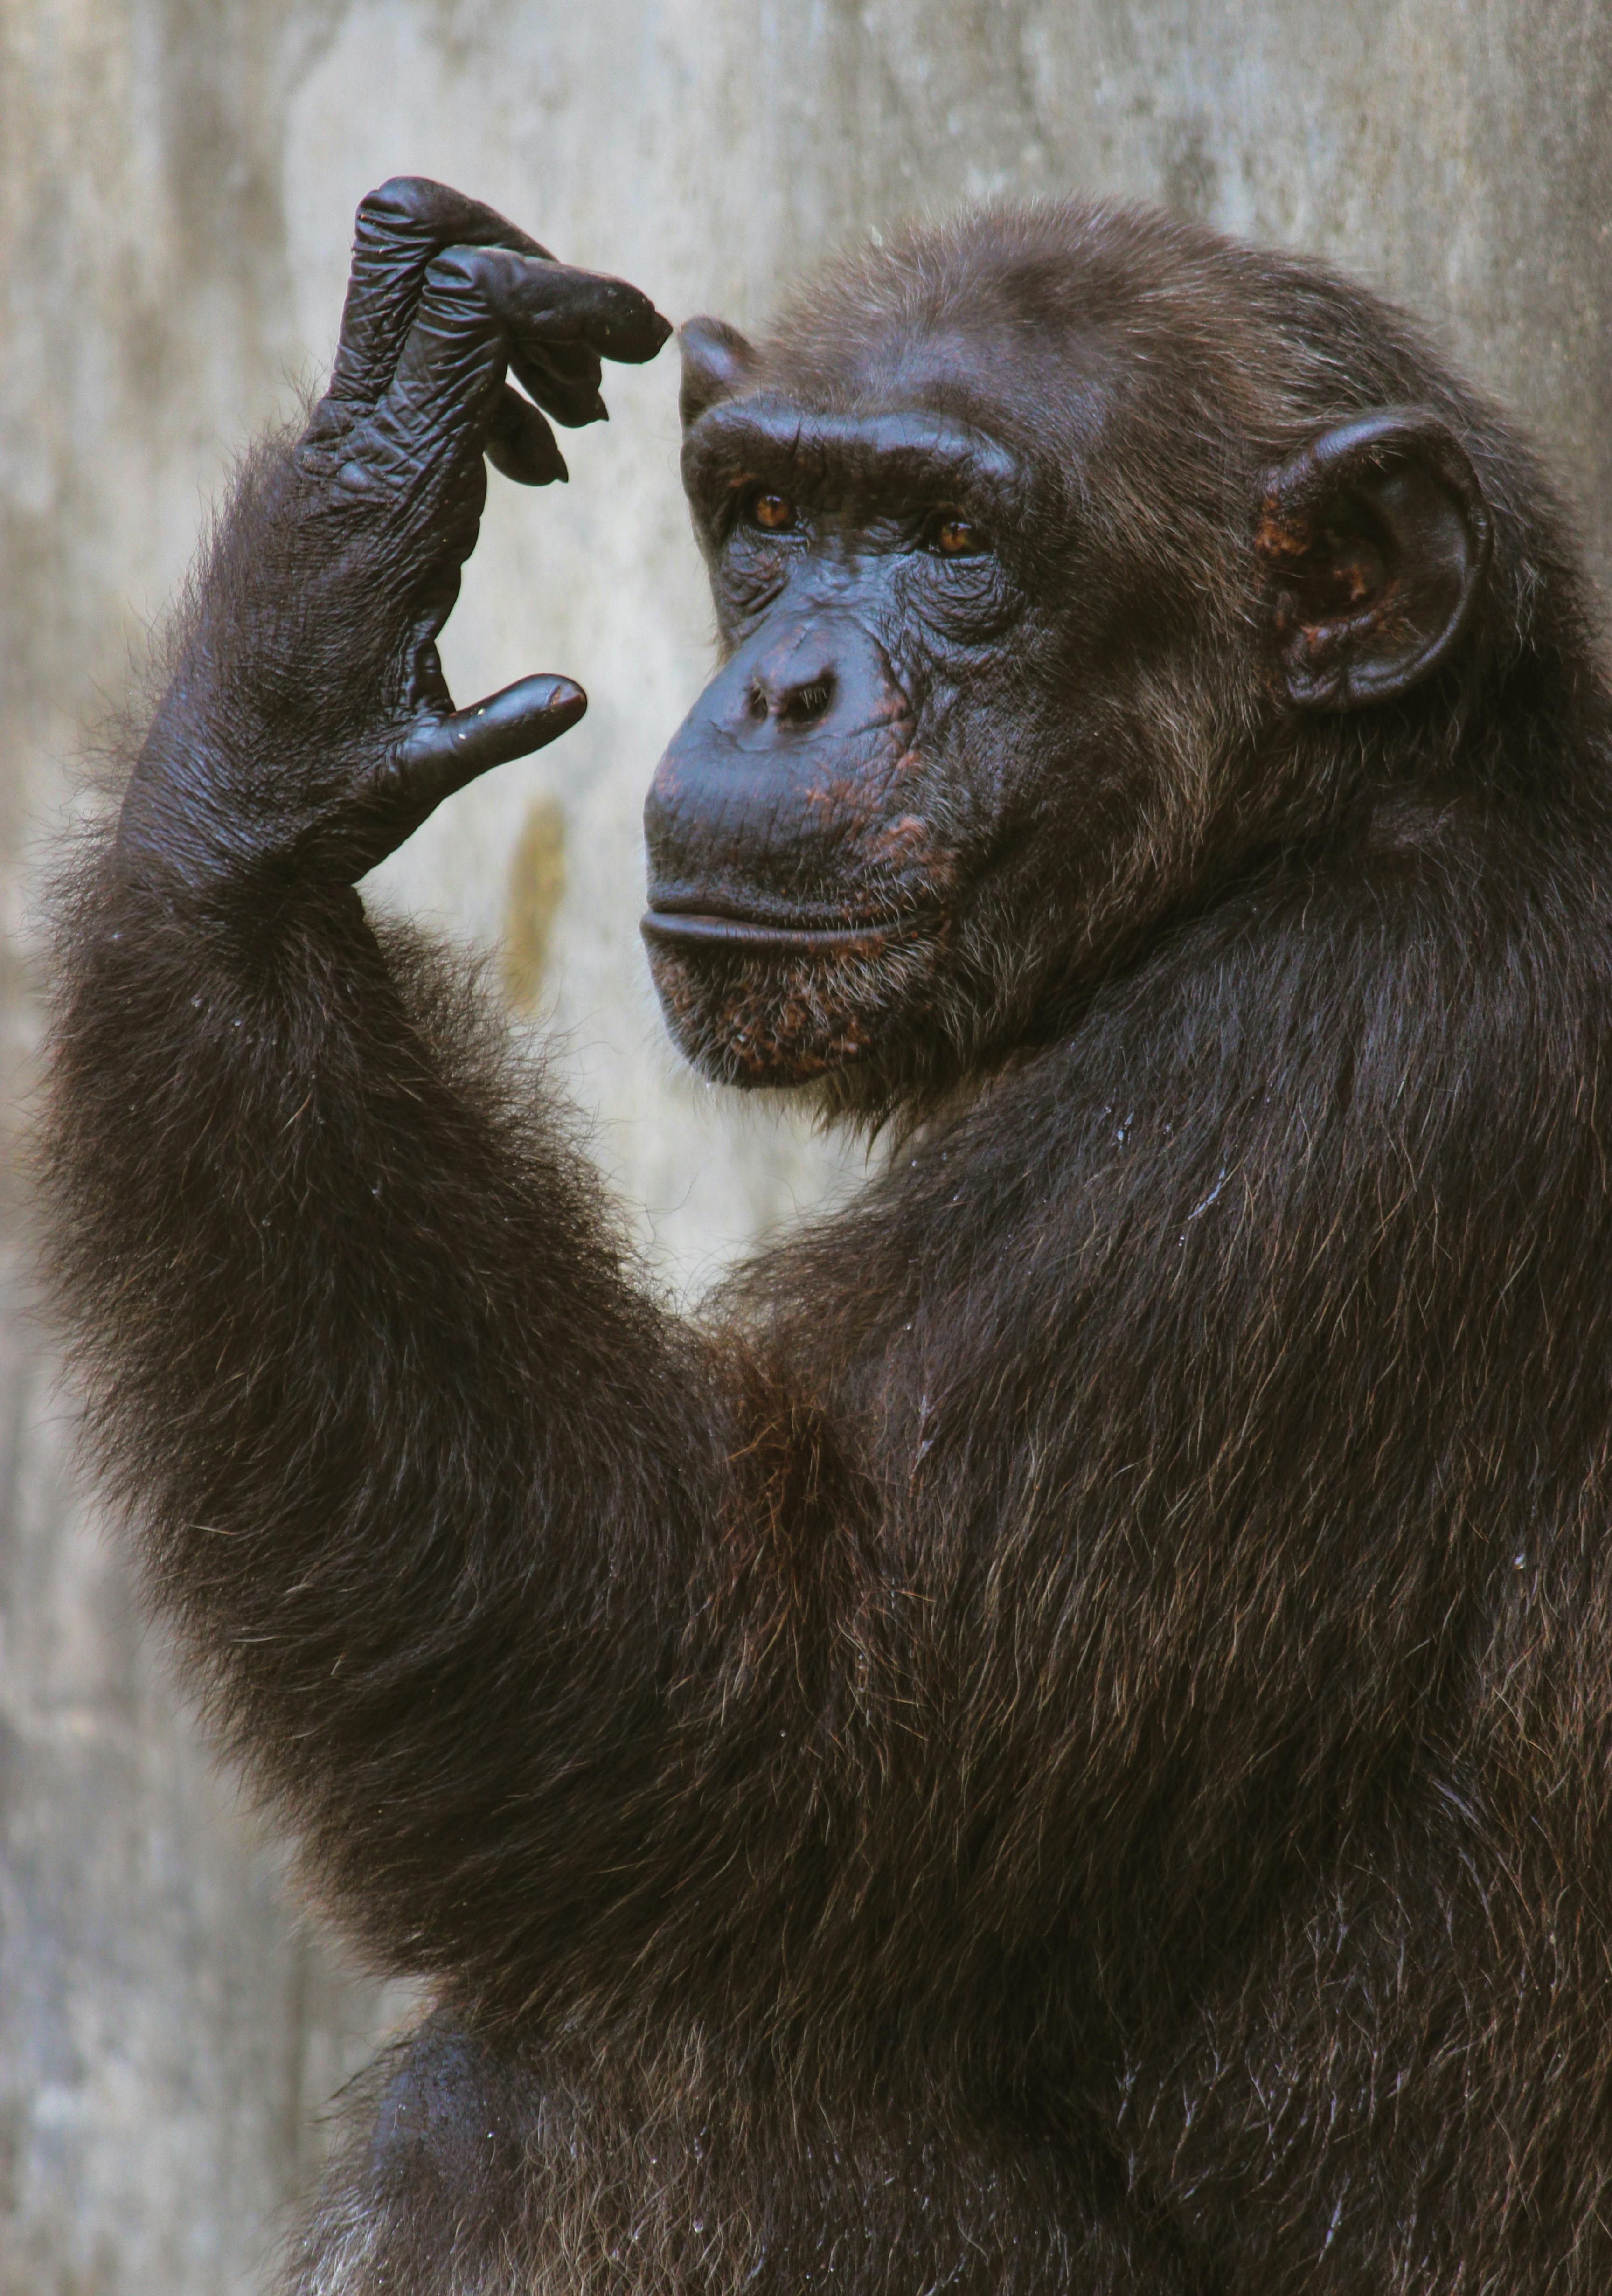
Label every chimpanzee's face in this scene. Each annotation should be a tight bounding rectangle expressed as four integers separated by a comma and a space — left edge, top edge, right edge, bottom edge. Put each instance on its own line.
641, 318, 1096, 1095
642, 282, 1491, 1108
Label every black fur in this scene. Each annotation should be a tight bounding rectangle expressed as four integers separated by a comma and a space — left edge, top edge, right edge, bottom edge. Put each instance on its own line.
40, 181, 1612, 2292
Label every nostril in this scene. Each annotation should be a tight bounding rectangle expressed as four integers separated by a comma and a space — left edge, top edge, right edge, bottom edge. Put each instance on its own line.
777, 673, 835, 727
745, 680, 770, 723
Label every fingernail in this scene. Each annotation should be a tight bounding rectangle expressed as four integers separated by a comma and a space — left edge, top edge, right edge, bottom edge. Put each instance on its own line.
590, 392, 609, 423
539, 677, 587, 721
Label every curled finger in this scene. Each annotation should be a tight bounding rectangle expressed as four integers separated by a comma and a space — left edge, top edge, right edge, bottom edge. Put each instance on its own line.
510, 341, 606, 430
486, 386, 568, 485
329, 176, 557, 412
471, 247, 673, 368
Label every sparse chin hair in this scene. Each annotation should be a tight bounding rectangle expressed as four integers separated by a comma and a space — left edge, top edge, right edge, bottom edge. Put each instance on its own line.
645, 929, 948, 1089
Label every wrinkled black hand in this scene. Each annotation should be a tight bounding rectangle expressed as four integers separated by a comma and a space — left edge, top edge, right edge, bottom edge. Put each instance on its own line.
118, 178, 671, 901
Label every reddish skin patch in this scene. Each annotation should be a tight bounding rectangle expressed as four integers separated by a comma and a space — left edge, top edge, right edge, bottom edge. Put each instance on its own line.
803, 774, 879, 823
1253, 500, 1313, 563
869, 813, 938, 868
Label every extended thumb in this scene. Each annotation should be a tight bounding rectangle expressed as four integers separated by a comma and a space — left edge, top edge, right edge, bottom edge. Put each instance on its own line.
395, 675, 587, 805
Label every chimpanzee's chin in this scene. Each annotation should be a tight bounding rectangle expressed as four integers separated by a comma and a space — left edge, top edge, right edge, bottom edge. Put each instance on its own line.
644, 930, 946, 1089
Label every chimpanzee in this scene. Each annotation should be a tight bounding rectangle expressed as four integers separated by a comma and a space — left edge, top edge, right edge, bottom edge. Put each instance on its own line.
42, 177, 1612, 2293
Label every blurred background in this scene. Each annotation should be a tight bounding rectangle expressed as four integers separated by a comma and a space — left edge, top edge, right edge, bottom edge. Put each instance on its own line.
1, 1, 1608, 2287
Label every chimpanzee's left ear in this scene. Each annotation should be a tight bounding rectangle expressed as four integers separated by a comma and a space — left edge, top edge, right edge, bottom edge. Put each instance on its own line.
1255, 408, 1493, 709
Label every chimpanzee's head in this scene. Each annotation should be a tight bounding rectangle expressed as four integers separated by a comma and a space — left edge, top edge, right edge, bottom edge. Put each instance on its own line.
642, 205, 1506, 1117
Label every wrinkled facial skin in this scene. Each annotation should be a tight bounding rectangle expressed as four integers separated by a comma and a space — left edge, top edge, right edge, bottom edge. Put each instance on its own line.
641, 293, 1494, 1117
642, 349, 1058, 1101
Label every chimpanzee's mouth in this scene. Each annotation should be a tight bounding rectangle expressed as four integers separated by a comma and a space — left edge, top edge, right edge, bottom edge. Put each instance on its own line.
640, 894, 952, 1085
640, 899, 926, 958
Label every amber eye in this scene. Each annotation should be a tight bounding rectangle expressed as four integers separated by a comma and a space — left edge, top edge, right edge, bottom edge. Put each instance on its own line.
931, 513, 987, 556
747, 491, 798, 533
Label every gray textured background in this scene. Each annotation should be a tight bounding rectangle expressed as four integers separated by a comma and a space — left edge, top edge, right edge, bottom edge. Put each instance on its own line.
2, 2, 1608, 2287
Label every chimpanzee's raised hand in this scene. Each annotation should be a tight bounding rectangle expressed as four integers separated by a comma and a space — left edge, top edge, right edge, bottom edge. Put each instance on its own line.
118, 178, 671, 902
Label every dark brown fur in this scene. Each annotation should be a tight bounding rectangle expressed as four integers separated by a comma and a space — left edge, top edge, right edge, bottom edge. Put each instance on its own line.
40, 194, 1612, 2292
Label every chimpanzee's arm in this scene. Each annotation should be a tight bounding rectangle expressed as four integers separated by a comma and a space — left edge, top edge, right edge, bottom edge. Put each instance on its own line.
41, 182, 797, 2018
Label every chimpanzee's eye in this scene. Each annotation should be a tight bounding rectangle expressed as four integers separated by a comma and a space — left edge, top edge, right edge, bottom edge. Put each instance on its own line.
928, 511, 989, 557
744, 490, 799, 534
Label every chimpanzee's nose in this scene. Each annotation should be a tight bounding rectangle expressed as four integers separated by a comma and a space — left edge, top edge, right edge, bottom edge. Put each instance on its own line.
746, 655, 837, 729
645, 605, 914, 900
668, 610, 899, 759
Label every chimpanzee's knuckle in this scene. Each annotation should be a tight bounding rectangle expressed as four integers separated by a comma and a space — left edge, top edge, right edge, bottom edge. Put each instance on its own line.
358, 177, 439, 230
425, 246, 494, 300
301, 395, 356, 448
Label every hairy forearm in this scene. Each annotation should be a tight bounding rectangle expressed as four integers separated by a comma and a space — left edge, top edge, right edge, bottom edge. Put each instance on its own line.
38, 204, 903, 2026
44, 842, 725, 1994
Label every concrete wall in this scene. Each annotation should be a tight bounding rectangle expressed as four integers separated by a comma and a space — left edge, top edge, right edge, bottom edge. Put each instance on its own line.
2, 1, 1607, 2286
